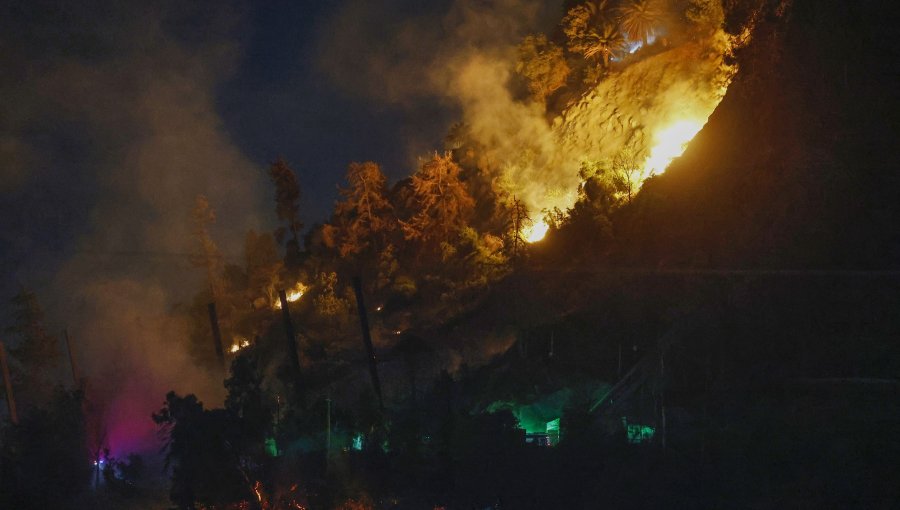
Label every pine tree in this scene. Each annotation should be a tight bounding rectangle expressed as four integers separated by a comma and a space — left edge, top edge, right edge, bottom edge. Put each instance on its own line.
333, 162, 395, 258
401, 152, 475, 249
243, 230, 283, 309
507, 197, 531, 261
7, 288, 57, 368
268, 158, 304, 266
189, 195, 224, 300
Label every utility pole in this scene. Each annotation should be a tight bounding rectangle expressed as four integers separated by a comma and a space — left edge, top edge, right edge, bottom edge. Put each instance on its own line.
0, 340, 18, 424
207, 303, 226, 371
659, 347, 667, 449
278, 290, 303, 383
325, 396, 332, 472
63, 329, 80, 388
351, 277, 384, 410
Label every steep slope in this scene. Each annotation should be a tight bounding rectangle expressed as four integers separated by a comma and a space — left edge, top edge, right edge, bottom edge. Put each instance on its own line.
619, 0, 900, 269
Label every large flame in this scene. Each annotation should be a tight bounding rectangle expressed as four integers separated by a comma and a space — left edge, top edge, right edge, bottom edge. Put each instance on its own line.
523, 220, 550, 243
643, 119, 706, 176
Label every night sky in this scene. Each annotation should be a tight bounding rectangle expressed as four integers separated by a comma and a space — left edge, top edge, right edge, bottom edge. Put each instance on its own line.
0, 0, 463, 308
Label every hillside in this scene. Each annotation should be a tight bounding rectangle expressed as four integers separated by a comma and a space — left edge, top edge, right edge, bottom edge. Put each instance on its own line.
618, 0, 900, 268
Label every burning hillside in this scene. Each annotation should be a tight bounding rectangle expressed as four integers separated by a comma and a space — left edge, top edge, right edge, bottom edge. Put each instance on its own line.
555, 31, 734, 185
19, 0, 895, 508
411, 1, 740, 247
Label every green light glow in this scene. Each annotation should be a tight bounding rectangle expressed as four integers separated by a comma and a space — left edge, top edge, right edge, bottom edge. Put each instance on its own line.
545, 418, 560, 433
351, 433, 364, 451
622, 417, 655, 444
265, 437, 280, 457
546, 418, 560, 446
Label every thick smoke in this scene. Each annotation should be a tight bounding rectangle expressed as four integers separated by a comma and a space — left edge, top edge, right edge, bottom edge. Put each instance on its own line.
318, 0, 573, 211
319, 0, 733, 215
1, 0, 267, 456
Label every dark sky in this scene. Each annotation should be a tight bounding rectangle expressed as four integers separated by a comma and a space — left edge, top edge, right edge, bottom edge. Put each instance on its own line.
216, 0, 457, 206
0, 0, 459, 307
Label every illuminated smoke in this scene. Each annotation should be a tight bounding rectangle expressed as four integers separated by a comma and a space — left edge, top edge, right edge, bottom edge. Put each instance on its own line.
6, 2, 270, 458
320, 0, 735, 222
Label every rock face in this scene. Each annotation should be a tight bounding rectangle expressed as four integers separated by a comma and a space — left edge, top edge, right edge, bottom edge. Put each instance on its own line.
618, 0, 900, 269
556, 31, 733, 171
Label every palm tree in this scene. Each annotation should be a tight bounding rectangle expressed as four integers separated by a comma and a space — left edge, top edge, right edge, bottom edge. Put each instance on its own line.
563, 0, 612, 54
583, 23, 626, 67
584, 0, 611, 25
617, 0, 666, 47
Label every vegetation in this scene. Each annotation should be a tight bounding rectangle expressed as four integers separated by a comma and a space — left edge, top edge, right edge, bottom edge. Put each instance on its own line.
515, 34, 571, 103
617, 0, 667, 46
4, 0, 900, 508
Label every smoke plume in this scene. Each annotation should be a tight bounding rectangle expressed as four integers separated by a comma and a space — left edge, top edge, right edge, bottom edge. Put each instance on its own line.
1, 0, 268, 456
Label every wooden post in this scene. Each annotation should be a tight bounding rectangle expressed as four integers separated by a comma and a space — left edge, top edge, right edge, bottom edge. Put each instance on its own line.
207, 303, 226, 370
351, 277, 383, 410
0, 340, 18, 424
325, 396, 332, 472
659, 348, 667, 449
277, 290, 302, 381
63, 329, 80, 388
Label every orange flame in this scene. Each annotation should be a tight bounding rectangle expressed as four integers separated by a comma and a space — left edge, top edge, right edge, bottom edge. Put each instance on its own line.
274, 282, 308, 309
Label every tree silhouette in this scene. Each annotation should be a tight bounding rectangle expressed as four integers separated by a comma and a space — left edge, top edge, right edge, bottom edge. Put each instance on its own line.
243, 230, 283, 308
507, 197, 531, 261
5, 287, 60, 406
6, 288, 58, 372
0, 389, 91, 509
268, 158, 304, 266
189, 195, 224, 300
153, 392, 249, 509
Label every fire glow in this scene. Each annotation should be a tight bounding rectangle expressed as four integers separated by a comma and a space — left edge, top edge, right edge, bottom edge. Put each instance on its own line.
230, 336, 250, 354
643, 119, 706, 176
274, 282, 307, 309
523, 220, 550, 243
521, 118, 709, 244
